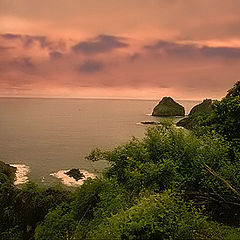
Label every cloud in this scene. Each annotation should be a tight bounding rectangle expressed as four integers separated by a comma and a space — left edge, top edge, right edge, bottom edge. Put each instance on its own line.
15, 57, 35, 68
6, 57, 38, 75
144, 40, 198, 58
0, 45, 14, 52
0, 33, 64, 51
24, 36, 50, 48
1, 33, 22, 39
72, 34, 129, 54
128, 53, 141, 62
49, 51, 63, 59
77, 60, 104, 73
144, 40, 240, 59
201, 46, 240, 58
0, 32, 240, 99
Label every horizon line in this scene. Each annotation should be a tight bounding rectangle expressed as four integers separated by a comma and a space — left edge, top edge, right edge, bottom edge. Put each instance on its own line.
0, 96, 203, 101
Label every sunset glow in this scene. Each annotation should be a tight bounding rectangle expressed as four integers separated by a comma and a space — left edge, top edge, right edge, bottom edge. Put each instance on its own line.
1, 0, 240, 99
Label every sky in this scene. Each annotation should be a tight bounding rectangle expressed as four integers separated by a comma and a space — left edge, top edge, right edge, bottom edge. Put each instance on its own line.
1, 0, 240, 100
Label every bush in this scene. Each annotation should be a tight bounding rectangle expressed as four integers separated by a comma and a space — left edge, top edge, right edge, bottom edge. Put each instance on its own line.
87, 191, 212, 240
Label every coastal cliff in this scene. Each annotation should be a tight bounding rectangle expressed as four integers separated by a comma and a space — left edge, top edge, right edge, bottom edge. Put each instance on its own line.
177, 99, 213, 129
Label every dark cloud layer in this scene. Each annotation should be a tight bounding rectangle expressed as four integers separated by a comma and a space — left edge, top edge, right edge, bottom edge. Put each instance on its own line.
72, 34, 129, 54
1, 33, 21, 40
49, 51, 63, 59
0, 46, 14, 52
10, 57, 37, 74
201, 46, 240, 58
0, 33, 64, 51
144, 40, 240, 59
77, 60, 104, 73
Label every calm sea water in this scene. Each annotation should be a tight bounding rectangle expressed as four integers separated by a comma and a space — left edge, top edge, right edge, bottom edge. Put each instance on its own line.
0, 98, 200, 185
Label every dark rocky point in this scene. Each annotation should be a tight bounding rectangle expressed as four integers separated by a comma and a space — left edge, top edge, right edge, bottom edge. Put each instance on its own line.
189, 99, 212, 116
152, 97, 185, 117
140, 121, 160, 125
177, 99, 213, 129
0, 161, 16, 181
65, 168, 84, 181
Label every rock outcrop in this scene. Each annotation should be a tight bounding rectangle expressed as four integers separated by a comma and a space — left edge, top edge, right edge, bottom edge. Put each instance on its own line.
65, 168, 84, 181
177, 99, 213, 129
0, 161, 16, 180
140, 121, 160, 125
152, 97, 185, 117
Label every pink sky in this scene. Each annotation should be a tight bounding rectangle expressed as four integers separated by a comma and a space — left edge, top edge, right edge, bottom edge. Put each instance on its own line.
1, 0, 240, 100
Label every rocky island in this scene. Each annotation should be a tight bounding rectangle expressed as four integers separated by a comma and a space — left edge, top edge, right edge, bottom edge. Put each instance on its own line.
177, 99, 213, 129
152, 97, 185, 117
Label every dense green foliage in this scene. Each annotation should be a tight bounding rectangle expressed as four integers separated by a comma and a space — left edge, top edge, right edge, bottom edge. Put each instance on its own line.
88, 191, 206, 240
0, 177, 71, 240
205, 83, 240, 142
1, 82, 240, 239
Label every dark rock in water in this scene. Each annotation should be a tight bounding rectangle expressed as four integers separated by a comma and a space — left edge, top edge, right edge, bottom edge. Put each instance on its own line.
140, 121, 160, 125
65, 168, 84, 181
0, 161, 16, 181
177, 99, 213, 129
152, 97, 185, 117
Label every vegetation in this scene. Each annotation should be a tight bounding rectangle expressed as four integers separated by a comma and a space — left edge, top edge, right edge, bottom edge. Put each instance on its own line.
1, 82, 240, 239
0, 177, 72, 240
203, 81, 240, 142
178, 81, 240, 143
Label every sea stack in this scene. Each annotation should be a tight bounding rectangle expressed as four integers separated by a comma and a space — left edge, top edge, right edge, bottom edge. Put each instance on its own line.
152, 97, 185, 117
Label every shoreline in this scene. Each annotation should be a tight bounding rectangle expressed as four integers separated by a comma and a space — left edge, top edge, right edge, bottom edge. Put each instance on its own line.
10, 164, 30, 185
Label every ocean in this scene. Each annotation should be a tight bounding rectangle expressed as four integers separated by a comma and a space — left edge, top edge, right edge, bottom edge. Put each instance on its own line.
0, 98, 200, 186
